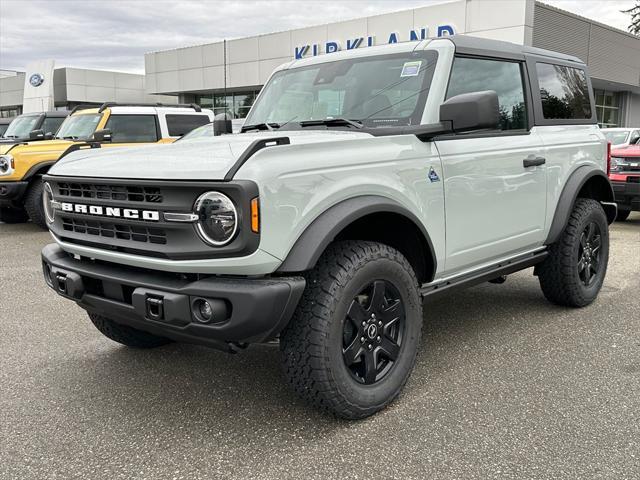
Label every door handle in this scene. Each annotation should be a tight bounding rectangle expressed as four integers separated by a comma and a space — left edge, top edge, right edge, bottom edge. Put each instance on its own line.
523, 156, 546, 168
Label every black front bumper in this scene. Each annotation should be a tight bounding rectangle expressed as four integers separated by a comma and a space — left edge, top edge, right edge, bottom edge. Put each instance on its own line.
42, 244, 305, 351
0, 181, 28, 207
611, 178, 640, 210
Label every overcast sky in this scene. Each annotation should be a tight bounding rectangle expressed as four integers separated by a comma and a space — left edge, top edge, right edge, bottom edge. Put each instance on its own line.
0, 0, 635, 73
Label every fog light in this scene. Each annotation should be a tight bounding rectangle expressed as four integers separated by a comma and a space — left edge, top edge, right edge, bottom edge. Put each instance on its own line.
198, 300, 213, 323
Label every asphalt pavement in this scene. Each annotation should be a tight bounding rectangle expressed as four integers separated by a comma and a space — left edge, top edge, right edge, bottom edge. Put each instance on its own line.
1, 216, 639, 480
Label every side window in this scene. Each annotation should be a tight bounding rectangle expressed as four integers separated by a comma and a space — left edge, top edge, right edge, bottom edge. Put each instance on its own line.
536, 63, 592, 120
105, 115, 159, 143
446, 57, 527, 131
42, 117, 65, 135
165, 114, 210, 137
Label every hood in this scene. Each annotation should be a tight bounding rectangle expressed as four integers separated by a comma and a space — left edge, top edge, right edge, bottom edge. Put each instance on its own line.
49, 130, 372, 180
611, 144, 640, 158
0, 139, 74, 156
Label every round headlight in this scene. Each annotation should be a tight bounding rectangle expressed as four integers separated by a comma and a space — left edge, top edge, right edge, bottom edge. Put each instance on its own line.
43, 182, 56, 223
0, 155, 13, 175
194, 191, 238, 246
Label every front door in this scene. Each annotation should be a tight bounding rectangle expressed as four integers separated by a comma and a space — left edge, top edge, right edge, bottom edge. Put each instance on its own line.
434, 56, 547, 275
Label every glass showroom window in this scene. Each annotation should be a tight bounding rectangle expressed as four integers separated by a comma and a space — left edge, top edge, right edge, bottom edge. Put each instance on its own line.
195, 91, 260, 119
0, 107, 21, 118
594, 89, 621, 127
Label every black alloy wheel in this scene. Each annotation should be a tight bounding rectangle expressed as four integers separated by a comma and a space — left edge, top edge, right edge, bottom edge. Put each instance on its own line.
342, 280, 405, 385
577, 221, 602, 287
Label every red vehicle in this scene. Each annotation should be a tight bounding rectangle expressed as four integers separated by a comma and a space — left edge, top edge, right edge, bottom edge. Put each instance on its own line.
610, 140, 640, 221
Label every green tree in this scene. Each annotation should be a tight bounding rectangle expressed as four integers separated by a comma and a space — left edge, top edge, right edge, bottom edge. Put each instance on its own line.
622, 1, 640, 35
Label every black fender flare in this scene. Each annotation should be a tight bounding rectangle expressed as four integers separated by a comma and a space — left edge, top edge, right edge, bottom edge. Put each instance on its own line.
276, 195, 437, 278
545, 166, 616, 245
23, 161, 57, 181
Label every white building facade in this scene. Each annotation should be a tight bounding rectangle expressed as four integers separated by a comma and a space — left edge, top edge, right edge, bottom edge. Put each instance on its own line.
144, 0, 640, 127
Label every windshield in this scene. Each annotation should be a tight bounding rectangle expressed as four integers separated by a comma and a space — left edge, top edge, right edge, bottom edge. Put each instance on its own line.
3, 115, 40, 138
603, 131, 629, 145
178, 122, 214, 142
55, 114, 101, 140
244, 51, 438, 130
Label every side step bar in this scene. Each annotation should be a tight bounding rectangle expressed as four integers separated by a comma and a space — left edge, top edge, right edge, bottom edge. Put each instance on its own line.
420, 250, 548, 299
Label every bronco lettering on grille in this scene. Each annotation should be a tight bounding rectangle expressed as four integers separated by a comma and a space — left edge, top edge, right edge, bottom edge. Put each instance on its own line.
59, 202, 160, 221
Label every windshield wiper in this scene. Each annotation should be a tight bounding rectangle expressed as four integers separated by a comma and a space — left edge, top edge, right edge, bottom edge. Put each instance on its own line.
241, 122, 281, 132
299, 118, 363, 129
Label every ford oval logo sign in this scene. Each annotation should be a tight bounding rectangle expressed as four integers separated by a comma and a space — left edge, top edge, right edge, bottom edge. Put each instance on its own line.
29, 73, 45, 87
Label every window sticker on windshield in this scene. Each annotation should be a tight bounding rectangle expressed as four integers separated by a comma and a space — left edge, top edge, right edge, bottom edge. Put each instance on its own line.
400, 61, 422, 77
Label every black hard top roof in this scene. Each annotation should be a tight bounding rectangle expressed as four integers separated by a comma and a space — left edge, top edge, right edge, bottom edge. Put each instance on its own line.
446, 35, 585, 65
18, 110, 70, 118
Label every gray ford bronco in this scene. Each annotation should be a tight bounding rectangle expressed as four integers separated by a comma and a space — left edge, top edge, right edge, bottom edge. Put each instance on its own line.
41, 36, 616, 419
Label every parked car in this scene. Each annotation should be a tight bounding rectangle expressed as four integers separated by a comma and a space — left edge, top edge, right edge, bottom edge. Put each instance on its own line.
601, 127, 640, 149
609, 141, 640, 221
0, 103, 213, 227
0, 111, 69, 144
0, 117, 13, 137
40, 36, 615, 419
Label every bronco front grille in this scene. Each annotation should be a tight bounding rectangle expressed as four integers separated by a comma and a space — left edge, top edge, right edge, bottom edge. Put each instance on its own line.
61, 217, 167, 244
57, 182, 163, 203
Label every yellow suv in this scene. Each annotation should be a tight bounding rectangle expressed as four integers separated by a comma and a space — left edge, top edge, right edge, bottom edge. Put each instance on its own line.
0, 102, 213, 228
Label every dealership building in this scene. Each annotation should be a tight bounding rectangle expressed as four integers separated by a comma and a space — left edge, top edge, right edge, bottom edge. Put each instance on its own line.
2, 0, 639, 127
0, 66, 175, 118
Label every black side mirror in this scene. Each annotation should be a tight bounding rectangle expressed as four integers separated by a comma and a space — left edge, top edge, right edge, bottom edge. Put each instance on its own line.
92, 128, 112, 142
630, 135, 640, 145
213, 113, 233, 136
44, 132, 54, 140
29, 129, 45, 140
440, 90, 500, 133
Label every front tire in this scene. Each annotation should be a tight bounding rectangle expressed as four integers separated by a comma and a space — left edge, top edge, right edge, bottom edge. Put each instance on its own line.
88, 313, 172, 348
538, 198, 609, 307
24, 177, 47, 229
0, 206, 29, 224
280, 241, 423, 419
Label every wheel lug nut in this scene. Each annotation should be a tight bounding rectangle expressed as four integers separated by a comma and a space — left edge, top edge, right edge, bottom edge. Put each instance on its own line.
376, 336, 381, 342
378, 321, 382, 326
368, 344, 373, 350
362, 321, 366, 327
360, 337, 365, 343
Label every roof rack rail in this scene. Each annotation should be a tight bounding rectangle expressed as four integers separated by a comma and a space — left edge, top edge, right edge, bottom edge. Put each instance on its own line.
97, 102, 202, 113
69, 104, 101, 115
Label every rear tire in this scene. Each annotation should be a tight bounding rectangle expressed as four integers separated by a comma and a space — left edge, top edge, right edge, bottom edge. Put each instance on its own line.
280, 241, 423, 419
0, 206, 29, 224
88, 313, 172, 348
24, 177, 47, 229
538, 198, 609, 307
615, 209, 631, 222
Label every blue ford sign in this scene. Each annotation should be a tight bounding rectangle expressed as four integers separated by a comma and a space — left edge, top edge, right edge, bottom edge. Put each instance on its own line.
294, 25, 455, 59
29, 73, 45, 87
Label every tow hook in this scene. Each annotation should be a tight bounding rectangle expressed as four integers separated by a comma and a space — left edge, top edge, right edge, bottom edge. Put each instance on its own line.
55, 273, 68, 294
145, 296, 165, 321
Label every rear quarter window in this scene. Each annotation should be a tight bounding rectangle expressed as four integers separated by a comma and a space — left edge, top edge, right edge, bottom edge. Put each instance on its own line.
536, 63, 592, 120
106, 115, 159, 143
165, 114, 210, 137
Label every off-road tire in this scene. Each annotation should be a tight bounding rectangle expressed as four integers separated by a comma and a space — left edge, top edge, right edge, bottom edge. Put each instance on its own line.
615, 209, 631, 222
538, 198, 609, 307
0, 206, 29, 224
24, 177, 47, 229
280, 241, 423, 419
88, 313, 172, 348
